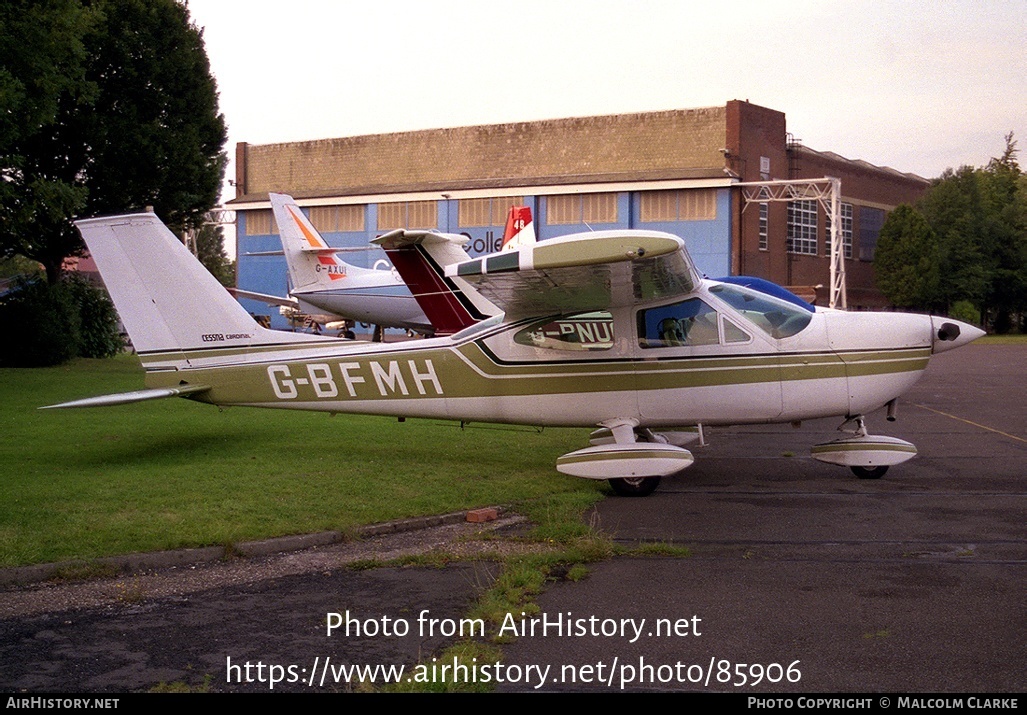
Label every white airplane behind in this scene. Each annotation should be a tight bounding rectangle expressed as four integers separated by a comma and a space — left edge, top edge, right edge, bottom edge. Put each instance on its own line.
48, 211, 983, 497
234, 195, 535, 336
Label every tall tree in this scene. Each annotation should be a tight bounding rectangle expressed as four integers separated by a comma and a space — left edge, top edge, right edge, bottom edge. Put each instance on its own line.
877, 135, 1027, 331
917, 166, 991, 310
0, 0, 97, 283
874, 205, 942, 311
0, 0, 226, 283
979, 134, 1027, 332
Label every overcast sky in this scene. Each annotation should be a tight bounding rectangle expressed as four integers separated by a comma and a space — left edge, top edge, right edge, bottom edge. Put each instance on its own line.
186, 0, 1025, 207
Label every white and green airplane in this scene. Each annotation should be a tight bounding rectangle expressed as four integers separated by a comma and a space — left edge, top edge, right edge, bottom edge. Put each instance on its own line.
47, 211, 983, 496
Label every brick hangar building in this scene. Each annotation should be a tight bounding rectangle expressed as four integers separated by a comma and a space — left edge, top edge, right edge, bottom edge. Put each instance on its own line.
227, 100, 928, 328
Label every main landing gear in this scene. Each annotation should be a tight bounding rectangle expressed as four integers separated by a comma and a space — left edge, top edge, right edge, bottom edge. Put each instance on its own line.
607, 476, 662, 497
555, 419, 696, 497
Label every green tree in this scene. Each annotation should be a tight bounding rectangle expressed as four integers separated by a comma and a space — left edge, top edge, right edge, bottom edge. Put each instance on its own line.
63, 273, 123, 358
0, 0, 226, 284
193, 223, 235, 287
917, 166, 991, 311
76, 0, 226, 230
0, 274, 122, 366
878, 135, 1027, 331
0, 0, 97, 284
979, 135, 1027, 332
874, 205, 942, 311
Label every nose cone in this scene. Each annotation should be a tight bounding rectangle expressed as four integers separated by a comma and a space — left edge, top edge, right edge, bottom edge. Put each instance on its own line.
930, 316, 986, 354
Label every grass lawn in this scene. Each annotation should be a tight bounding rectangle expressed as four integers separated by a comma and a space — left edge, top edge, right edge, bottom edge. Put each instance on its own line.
0, 354, 601, 567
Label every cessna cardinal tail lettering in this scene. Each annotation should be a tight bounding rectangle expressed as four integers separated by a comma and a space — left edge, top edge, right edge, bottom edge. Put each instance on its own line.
47, 211, 985, 496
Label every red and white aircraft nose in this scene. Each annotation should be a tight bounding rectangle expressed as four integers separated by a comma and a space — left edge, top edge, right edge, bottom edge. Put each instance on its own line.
930, 316, 986, 354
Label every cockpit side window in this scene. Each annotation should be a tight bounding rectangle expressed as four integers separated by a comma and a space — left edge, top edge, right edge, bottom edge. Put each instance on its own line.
638, 298, 723, 348
707, 283, 813, 339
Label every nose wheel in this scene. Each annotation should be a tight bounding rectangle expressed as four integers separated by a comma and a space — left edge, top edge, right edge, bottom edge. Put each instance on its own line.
850, 465, 889, 480
811, 415, 917, 478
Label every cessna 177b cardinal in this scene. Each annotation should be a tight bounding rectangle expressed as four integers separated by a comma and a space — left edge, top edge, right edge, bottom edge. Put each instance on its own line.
46, 211, 984, 496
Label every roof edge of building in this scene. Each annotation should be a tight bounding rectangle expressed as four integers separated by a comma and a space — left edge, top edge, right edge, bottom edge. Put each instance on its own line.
243, 106, 728, 152
227, 168, 731, 206
792, 144, 929, 184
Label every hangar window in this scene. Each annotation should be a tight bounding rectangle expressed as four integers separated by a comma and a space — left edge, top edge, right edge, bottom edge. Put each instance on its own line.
786, 200, 818, 255
310, 205, 365, 232
458, 196, 525, 227
378, 201, 438, 230
859, 206, 885, 261
245, 209, 277, 236
640, 189, 717, 222
824, 202, 853, 259
547, 193, 618, 225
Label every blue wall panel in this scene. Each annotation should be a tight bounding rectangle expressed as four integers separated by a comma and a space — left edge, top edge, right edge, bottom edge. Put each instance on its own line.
631, 189, 732, 277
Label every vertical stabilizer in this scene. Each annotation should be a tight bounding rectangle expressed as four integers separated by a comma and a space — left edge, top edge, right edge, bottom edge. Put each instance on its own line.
501, 205, 535, 251
75, 213, 330, 361
270, 192, 360, 292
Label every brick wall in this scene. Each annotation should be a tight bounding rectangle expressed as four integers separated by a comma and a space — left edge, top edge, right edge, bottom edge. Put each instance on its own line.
238, 107, 729, 198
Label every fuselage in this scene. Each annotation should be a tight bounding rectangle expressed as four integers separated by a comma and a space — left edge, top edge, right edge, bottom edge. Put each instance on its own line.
144, 280, 974, 429
293, 278, 431, 333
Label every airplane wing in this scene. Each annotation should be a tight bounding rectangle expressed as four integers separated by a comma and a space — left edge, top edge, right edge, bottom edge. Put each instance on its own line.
445, 230, 699, 318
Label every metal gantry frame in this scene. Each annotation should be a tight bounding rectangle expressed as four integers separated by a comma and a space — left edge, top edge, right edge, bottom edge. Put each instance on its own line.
736, 178, 846, 309
184, 208, 237, 256
204, 208, 237, 226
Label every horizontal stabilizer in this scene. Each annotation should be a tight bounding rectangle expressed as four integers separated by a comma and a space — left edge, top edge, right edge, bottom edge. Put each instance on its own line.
244, 247, 370, 256
41, 384, 211, 410
228, 287, 299, 309
374, 229, 469, 249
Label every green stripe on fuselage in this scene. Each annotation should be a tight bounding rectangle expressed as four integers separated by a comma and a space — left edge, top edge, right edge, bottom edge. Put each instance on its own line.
144, 339, 930, 408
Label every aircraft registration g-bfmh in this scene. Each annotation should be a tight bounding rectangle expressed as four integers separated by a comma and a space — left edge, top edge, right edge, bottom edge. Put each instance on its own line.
46, 210, 984, 496
232, 194, 534, 336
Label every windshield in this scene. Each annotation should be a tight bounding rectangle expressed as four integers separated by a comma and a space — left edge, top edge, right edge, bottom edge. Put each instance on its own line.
707, 283, 813, 339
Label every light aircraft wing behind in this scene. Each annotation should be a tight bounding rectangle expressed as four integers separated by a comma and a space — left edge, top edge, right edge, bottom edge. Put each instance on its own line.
228, 287, 300, 310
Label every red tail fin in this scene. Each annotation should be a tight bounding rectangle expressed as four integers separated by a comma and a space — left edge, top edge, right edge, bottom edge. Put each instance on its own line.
501, 205, 535, 251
